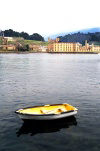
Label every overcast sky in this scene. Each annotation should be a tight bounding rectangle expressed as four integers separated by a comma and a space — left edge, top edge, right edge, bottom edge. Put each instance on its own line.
0, 0, 100, 37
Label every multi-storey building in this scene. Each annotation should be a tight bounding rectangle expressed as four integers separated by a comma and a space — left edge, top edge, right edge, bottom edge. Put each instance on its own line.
91, 44, 100, 53
48, 39, 100, 53
52, 42, 82, 53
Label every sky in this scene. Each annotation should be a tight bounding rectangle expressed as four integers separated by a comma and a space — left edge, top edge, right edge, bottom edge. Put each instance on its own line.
0, 0, 100, 37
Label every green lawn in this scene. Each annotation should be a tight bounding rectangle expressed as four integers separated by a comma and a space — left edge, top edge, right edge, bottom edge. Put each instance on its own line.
24, 40, 48, 46
7, 39, 48, 46
0, 40, 2, 45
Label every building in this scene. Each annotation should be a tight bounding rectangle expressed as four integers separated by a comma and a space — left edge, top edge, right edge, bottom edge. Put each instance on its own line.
91, 44, 100, 53
53, 42, 82, 52
4, 37, 15, 41
0, 44, 16, 51
29, 44, 41, 52
48, 38, 82, 53
40, 46, 48, 52
48, 39, 100, 53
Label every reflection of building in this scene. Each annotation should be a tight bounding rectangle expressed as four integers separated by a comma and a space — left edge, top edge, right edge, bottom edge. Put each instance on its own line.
48, 39, 100, 53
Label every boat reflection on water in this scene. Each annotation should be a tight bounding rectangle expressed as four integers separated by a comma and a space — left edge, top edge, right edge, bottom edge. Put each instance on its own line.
16, 116, 77, 137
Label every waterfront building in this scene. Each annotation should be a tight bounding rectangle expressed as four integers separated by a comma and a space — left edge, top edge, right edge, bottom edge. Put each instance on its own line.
40, 46, 48, 52
0, 44, 16, 51
91, 44, 100, 53
48, 38, 82, 53
29, 44, 41, 52
53, 42, 82, 53
2, 45, 16, 50
48, 38, 100, 53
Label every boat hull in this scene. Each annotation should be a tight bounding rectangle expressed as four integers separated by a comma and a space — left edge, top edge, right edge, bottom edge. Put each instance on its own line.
16, 110, 77, 121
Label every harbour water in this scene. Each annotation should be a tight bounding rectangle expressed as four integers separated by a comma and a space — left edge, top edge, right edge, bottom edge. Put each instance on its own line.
0, 53, 100, 151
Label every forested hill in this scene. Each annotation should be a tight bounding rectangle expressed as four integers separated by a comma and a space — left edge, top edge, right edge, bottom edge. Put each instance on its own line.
58, 32, 100, 44
0, 29, 44, 41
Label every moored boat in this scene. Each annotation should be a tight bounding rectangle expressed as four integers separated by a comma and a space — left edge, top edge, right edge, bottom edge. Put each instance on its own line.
15, 103, 78, 121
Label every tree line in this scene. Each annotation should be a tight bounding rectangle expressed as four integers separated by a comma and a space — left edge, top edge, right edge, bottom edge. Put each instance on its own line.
58, 32, 100, 44
0, 29, 44, 41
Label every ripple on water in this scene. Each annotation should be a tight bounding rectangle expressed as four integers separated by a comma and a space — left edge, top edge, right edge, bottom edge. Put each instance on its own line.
0, 54, 100, 151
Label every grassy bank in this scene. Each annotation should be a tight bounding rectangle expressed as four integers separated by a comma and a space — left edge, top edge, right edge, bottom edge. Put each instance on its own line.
7, 39, 48, 46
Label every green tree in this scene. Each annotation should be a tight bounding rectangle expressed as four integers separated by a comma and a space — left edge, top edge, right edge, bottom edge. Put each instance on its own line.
29, 33, 44, 41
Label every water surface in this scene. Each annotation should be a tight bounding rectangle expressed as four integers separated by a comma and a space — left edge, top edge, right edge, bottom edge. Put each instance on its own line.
0, 53, 100, 151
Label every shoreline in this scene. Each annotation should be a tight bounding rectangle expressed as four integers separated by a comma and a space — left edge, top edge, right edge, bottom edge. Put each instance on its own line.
0, 51, 98, 54
0, 51, 46, 54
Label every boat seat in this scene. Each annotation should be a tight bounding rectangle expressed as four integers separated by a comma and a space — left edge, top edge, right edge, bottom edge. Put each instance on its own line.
55, 108, 67, 114
40, 108, 67, 114
40, 109, 56, 114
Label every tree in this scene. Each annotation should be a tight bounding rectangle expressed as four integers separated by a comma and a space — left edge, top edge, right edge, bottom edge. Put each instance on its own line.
17, 44, 29, 51
20, 32, 29, 39
29, 33, 44, 41
3, 29, 45, 41
26, 44, 29, 51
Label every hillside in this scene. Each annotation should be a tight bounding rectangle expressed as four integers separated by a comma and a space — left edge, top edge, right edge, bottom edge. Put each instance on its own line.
58, 32, 100, 44
47, 27, 100, 41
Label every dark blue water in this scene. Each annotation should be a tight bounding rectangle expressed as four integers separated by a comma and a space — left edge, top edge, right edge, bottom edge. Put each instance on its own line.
0, 53, 100, 151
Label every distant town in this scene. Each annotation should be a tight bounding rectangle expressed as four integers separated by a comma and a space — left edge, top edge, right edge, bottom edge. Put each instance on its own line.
0, 29, 100, 53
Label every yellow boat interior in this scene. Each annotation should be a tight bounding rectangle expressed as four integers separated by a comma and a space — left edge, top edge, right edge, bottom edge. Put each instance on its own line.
17, 104, 77, 115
